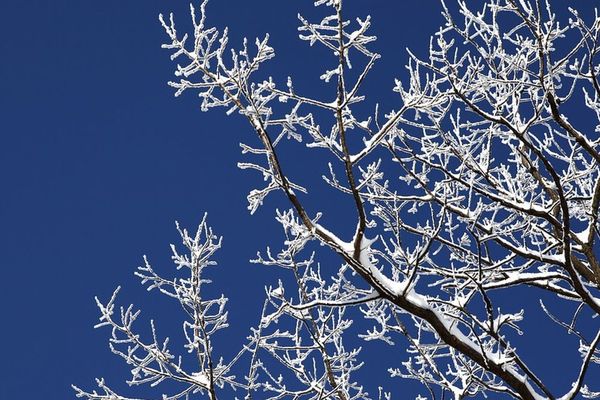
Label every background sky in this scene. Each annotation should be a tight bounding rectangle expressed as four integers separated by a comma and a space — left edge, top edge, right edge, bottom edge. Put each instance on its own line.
0, 1, 596, 398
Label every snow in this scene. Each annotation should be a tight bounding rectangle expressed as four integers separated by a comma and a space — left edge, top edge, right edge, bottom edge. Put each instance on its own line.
575, 226, 591, 244
79, 1, 600, 399
191, 371, 210, 387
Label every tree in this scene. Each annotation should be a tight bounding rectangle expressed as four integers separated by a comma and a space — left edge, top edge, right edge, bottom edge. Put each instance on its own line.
73, 0, 600, 399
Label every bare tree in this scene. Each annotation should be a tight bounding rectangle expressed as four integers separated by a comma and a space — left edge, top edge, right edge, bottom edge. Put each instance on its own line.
74, 0, 600, 399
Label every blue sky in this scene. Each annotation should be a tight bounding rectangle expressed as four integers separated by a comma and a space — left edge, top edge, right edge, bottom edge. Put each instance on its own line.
0, 1, 596, 398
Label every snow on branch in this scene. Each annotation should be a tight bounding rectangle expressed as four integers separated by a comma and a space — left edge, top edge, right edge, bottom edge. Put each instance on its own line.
74, 217, 242, 400
75, 1, 600, 399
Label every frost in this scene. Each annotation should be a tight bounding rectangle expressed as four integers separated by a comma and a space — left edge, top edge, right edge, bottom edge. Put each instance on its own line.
75, 0, 600, 399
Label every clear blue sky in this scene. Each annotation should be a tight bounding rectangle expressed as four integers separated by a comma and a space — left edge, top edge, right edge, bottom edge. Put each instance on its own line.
0, 1, 595, 398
